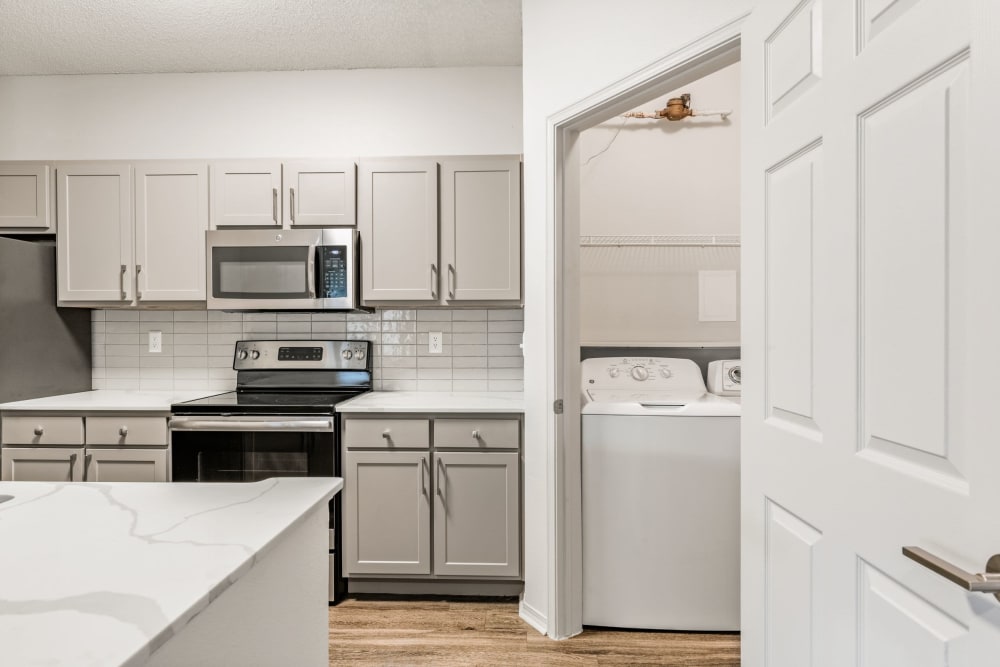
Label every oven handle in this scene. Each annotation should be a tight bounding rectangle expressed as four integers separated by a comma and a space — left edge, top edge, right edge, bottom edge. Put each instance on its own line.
169, 417, 334, 432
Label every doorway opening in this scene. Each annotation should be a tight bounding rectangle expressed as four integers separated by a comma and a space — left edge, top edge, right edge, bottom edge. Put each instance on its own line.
546, 18, 744, 639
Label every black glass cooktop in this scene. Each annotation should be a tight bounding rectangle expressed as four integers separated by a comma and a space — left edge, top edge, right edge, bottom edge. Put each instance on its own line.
171, 390, 368, 415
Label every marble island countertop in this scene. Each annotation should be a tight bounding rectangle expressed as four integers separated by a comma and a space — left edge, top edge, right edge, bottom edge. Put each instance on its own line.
0, 477, 340, 667
336, 391, 525, 414
0, 389, 223, 413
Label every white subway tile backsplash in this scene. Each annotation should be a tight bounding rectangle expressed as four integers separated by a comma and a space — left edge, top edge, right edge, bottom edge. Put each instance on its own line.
92, 308, 522, 393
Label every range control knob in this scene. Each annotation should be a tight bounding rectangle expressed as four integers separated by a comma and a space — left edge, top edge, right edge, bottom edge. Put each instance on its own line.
355, 350, 366, 361
250, 350, 260, 360
630, 366, 649, 381
660, 367, 673, 379
608, 367, 620, 378
237, 350, 249, 360
342, 349, 354, 360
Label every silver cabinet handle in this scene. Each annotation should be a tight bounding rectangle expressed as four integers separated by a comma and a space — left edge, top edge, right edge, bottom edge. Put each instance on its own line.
472, 429, 481, 440
68, 453, 77, 482
430, 264, 438, 299
382, 429, 391, 439
903, 547, 1000, 600
136, 265, 142, 300
447, 263, 456, 299
119, 426, 128, 437
120, 264, 127, 300
84, 452, 92, 481
290, 187, 296, 223
272, 187, 278, 224
33, 426, 44, 436
436, 458, 445, 500
420, 456, 427, 496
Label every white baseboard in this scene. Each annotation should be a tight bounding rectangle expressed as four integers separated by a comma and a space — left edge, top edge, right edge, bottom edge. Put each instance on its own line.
518, 599, 548, 636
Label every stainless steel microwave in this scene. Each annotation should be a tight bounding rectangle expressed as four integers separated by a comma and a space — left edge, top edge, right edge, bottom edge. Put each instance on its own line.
206, 229, 358, 310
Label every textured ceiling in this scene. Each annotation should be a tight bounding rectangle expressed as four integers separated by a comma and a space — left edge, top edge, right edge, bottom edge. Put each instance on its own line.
0, 0, 522, 75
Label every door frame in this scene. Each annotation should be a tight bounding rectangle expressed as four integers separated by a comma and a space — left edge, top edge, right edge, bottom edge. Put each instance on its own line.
544, 15, 747, 639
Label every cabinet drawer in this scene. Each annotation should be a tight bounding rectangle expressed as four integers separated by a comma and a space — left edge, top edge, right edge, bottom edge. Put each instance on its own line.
344, 419, 429, 448
1, 416, 84, 446
433, 419, 519, 449
86, 417, 167, 446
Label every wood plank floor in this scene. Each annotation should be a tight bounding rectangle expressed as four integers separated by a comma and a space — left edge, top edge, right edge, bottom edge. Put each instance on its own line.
329, 597, 740, 666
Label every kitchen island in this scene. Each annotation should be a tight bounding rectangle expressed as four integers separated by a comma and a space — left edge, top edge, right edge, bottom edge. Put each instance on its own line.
0, 477, 340, 667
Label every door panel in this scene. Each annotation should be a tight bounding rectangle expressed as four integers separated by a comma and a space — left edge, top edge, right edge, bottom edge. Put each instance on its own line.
56, 162, 132, 302
0, 162, 51, 231
284, 160, 356, 227
85, 448, 167, 482
210, 160, 281, 228
1, 447, 84, 481
134, 162, 209, 302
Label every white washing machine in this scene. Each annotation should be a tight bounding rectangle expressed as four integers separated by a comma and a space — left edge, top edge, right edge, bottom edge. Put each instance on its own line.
581, 356, 741, 631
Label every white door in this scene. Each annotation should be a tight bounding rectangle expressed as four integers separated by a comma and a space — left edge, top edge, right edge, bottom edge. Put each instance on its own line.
209, 160, 281, 228
742, 0, 1000, 665
134, 161, 209, 302
284, 159, 356, 227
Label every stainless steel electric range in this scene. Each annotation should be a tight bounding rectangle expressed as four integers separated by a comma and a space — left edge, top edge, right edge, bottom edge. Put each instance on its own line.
169, 339, 372, 604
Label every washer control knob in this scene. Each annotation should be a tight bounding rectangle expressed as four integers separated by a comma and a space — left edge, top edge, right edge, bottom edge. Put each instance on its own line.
237, 350, 249, 360
342, 349, 354, 360
250, 350, 260, 360
608, 367, 620, 378
660, 367, 673, 379
355, 350, 366, 361
630, 366, 649, 381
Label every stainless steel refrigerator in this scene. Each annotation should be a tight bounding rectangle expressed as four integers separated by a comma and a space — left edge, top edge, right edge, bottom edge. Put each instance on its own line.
0, 237, 91, 402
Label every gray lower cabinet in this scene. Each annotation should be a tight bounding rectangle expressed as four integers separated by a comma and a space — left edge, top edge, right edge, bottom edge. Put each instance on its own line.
433, 451, 519, 577
1, 446, 85, 481
85, 448, 168, 482
344, 450, 431, 575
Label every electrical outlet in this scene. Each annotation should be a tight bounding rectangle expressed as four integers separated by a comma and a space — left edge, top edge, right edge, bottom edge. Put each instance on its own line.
148, 330, 162, 353
428, 331, 443, 354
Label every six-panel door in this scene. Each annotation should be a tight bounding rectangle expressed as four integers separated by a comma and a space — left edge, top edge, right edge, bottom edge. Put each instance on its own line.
344, 450, 431, 575
0, 162, 52, 232
440, 158, 521, 301
56, 162, 133, 302
432, 451, 519, 577
358, 159, 439, 301
1, 447, 85, 481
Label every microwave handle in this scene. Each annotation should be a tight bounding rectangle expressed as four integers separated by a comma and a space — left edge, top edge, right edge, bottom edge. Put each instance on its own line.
308, 244, 317, 298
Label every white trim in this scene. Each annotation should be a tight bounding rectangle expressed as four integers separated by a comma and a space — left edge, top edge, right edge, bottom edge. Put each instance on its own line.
544, 13, 748, 640
519, 599, 548, 636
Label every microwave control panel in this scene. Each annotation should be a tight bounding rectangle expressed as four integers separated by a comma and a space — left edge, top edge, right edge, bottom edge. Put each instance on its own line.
318, 246, 348, 299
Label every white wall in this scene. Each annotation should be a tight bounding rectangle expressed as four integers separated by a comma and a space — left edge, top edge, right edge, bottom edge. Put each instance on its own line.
0, 67, 522, 159
578, 62, 740, 346
521, 0, 751, 635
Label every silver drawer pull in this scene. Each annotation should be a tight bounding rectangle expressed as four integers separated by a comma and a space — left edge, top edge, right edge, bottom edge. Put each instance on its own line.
382, 430, 391, 439
472, 429, 481, 439
903, 547, 1000, 600
119, 426, 128, 437
33, 426, 44, 436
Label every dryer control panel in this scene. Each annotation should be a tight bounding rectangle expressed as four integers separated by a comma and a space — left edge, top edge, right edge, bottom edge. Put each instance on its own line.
582, 357, 707, 393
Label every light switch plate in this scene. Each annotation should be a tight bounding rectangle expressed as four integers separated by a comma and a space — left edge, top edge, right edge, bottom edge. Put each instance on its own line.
428, 331, 443, 354
148, 330, 162, 353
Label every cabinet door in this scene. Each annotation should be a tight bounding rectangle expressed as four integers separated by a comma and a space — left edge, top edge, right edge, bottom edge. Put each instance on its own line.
358, 159, 438, 301
134, 162, 209, 302
441, 158, 521, 301
344, 450, 431, 575
0, 162, 52, 231
433, 452, 519, 577
1, 447, 84, 481
56, 162, 133, 302
85, 448, 167, 482
210, 160, 281, 228
284, 160, 356, 227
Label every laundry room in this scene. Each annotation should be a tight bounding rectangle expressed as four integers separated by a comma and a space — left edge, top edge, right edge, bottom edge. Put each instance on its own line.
577, 59, 743, 631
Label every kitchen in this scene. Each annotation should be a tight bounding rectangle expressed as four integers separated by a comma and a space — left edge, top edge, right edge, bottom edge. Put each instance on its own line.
2, 1, 998, 666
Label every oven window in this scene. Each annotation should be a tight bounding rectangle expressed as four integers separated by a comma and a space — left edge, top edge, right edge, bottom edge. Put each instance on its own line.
212, 246, 311, 299
171, 431, 335, 482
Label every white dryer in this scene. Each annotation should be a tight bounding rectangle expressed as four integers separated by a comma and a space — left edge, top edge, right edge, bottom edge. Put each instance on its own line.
581, 356, 740, 631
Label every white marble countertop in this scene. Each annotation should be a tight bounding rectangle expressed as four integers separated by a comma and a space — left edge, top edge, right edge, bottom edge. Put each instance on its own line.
0, 390, 223, 413
0, 477, 340, 667
336, 391, 525, 414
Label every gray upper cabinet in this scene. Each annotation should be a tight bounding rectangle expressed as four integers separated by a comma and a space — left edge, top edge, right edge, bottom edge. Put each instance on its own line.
440, 158, 521, 301
210, 160, 282, 228
134, 161, 209, 302
344, 450, 431, 576
433, 451, 520, 577
56, 162, 134, 303
0, 162, 53, 232
284, 160, 356, 227
359, 159, 439, 301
